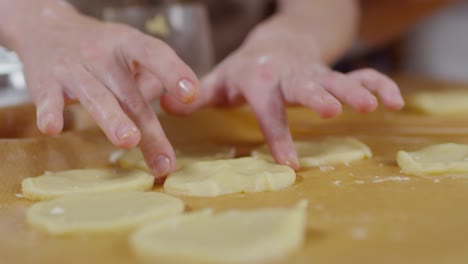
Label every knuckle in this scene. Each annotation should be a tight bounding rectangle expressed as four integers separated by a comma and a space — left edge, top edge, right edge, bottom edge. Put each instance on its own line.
122, 95, 147, 114
79, 44, 106, 62
105, 22, 136, 35
321, 72, 343, 88
141, 37, 170, 57
55, 55, 75, 69
251, 63, 275, 83
359, 68, 380, 77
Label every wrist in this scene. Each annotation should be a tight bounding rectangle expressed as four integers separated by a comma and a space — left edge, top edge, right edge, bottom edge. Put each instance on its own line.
243, 15, 322, 57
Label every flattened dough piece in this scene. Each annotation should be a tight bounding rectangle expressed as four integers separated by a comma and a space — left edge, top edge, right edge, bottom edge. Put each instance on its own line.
397, 143, 468, 177
251, 137, 372, 167
117, 144, 235, 172
164, 157, 296, 197
408, 90, 468, 116
22, 169, 154, 201
27, 192, 184, 235
130, 204, 307, 264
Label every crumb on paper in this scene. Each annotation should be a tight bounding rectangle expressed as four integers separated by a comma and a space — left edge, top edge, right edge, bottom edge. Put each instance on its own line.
351, 226, 368, 240
433, 178, 441, 183
359, 214, 373, 223
332, 180, 342, 186
354, 180, 365, 184
390, 231, 402, 241
14, 193, 25, 199
314, 204, 324, 211
320, 165, 335, 172
50, 206, 65, 215
373, 176, 410, 183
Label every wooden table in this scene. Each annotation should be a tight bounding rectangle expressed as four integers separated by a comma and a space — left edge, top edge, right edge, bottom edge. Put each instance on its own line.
1, 76, 468, 264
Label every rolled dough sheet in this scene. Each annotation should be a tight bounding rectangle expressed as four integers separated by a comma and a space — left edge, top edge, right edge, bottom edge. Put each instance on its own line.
27, 192, 185, 235
164, 157, 296, 197
22, 169, 154, 201
397, 143, 468, 177
117, 145, 235, 172
408, 90, 468, 116
251, 137, 372, 167
130, 203, 307, 264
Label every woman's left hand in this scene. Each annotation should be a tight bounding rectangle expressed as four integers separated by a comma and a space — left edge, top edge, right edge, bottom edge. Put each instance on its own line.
159, 24, 405, 169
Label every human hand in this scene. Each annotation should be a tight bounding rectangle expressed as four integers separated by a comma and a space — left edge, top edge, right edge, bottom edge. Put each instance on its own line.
161, 23, 404, 169
9, 3, 200, 179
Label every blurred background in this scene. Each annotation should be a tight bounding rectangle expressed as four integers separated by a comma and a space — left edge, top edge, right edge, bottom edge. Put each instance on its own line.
1, 0, 467, 106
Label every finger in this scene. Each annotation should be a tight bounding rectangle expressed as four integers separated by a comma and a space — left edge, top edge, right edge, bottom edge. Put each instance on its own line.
134, 69, 164, 103
92, 64, 176, 179
242, 77, 299, 169
160, 64, 227, 115
283, 79, 342, 118
347, 68, 405, 110
30, 81, 64, 135
202, 63, 246, 107
319, 71, 378, 113
61, 65, 140, 149
124, 34, 200, 104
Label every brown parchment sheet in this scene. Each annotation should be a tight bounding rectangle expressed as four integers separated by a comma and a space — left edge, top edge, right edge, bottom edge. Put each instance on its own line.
1, 76, 468, 264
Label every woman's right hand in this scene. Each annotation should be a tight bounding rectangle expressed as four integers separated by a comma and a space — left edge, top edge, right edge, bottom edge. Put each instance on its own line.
2, 0, 201, 180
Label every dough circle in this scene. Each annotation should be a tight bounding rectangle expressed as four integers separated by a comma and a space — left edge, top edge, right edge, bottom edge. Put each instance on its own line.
130, 205, 307, 263
163, 157, 296, 197
397, 143, 468, 177
117, 145, 235, 172
27, 192, 185, 235
251, 137, 372, 167
408, 90, 468, 116
22, 169, 154, 201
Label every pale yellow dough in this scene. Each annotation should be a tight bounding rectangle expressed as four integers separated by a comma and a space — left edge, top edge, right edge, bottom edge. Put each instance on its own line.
408, 90, 468, 116
130, 203, 307, 264
397, 143, 468, 177
251, 137, 372, 167
27, 192, 184, 235
21, 169, 154, 201
117, 145, 235, 172
163, 157, 296, 197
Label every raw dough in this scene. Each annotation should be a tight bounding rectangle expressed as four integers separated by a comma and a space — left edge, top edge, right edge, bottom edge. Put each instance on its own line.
397, 143, 468, 177
251, 137, 372, 167
164, 157, 296, 197
117, 145, 235, 172
27, 192, 184, 235
22, 169, 154, 201
408, 90, 468, 116
130, 203, 307, 264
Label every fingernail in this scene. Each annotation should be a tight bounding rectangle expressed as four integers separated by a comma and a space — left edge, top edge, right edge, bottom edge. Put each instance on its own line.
39, 113, 56, 131
284, 158, 300, 170
117, 124, 138, 140
151, 155, 171, 177
178, 79, 197, 103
